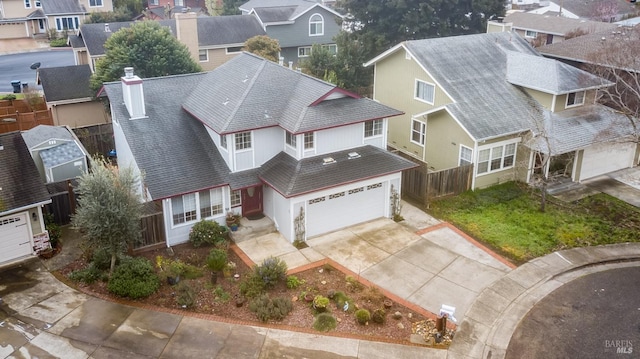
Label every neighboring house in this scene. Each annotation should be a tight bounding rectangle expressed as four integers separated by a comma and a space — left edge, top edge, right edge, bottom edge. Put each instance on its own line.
0, 0, 114, 39
22, 124, 89, 183
487, 12, 618, 46
239, 0, 344, 66
518, 0, 638, 22
102, 52, 415, 246
0, 131, 52, 266
38, 64, 110, 128
69, 13, 266, 72
364, 32, 638, 190
134, 5, 207, 21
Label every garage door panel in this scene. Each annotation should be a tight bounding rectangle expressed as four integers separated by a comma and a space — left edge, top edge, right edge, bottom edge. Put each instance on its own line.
306, 182, 386, 238
582, 142, 636, 180
0, 213, 32, 263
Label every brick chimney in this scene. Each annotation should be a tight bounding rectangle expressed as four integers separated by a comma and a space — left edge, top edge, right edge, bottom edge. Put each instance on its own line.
175, 12, 199, 64
121, 67, 146, 119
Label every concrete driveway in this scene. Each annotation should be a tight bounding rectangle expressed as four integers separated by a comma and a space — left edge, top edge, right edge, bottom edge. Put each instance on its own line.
238, 202, 514, 323
583, 167, 640, 207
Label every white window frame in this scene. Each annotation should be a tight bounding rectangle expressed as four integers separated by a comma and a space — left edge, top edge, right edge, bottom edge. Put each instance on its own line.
410, 119, 426, 146
235, 131, 252, 151
304, 132, 314, 150
459, 145, 473, 166
364, 119, 383, 138
476, 141, 517, 175
226, 46, 243, 54
285, 131, 297, 148
298, 46, 312, 58
525, 30, 537, 38
220, 134, 227, 150
322, 44, 337, 55
149, 0, 158, 4
565, 91, 585, 108
230, 190, 242, 208
89, 0, 103, 7
35, 0, 41, 8
24, 0, 31, 9
55, 16, 79, 31
414, 79, 435, 105
171, 193, 197, 226
199, 49, 208, 62
199, 188, 223, 219
309, 13, 324, 36
174, 0, 184, 6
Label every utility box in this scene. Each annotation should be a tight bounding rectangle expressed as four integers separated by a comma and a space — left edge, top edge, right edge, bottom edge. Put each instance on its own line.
11, 80, 21, 93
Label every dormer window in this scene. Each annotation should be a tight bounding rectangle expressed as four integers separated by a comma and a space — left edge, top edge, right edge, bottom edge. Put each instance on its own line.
566, 91, 585, 108
285, 131, 296, 147
309, 14, 324, 36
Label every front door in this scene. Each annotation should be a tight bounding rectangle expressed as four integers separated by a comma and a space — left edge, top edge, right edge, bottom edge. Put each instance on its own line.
241, 185, 263, 217
38, 19, 46, 33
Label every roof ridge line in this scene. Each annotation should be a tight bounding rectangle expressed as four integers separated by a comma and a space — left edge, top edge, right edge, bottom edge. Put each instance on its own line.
223, 59, 267, 132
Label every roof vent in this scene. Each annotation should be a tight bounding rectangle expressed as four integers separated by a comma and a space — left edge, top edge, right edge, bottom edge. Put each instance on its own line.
347, 152, 360, 159
105, 23, 110, 32
323, 157, 336, 165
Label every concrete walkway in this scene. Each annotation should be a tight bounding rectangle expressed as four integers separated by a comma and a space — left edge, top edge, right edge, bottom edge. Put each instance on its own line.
0, 38, 50, 55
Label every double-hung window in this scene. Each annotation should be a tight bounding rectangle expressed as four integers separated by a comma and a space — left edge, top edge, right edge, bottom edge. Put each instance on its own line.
199, 188, 223, 218
230, 190, 242, 207
199, 49, 208, 62
309, 14, 324, 36
566, 91, 585, 108
55, 17, 79, 31
364, 119, 383, 138
171, 193, 197, 225
459, 146, 473, 166
411, 119, 426, 146
304, 132, 314, 150
477, 142, 516, 175
285, 131, 297, 147
89, 0, 103, 6
298, 46, 312, 58
235, 131, 251, 150
415, 80, 435, 104
24, 0, 31, 9
525, 30, 537, 38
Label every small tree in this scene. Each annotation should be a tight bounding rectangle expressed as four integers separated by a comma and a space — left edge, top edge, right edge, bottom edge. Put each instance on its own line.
90, 21, 202, 92
206, 248, 228, 283
300, 44, 338, 83
72, 156, 142, 276
244, 35, 280, 62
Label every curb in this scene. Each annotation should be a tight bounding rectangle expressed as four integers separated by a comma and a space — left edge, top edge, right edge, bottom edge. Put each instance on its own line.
447, 242, 640, 359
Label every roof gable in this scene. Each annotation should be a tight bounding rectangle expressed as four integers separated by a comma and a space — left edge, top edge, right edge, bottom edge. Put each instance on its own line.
22, 125, 75, 148
0, 132, 50, 213
240, 0, 343, 21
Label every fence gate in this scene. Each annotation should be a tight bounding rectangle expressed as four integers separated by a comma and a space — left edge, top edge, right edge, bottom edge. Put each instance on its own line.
134, 201, 166, 253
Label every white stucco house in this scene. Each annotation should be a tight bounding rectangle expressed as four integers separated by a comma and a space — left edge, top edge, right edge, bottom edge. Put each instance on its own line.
102, 52, 415, 246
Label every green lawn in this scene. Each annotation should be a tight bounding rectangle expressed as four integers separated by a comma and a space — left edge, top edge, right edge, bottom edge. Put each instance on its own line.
427, 182, 640, 264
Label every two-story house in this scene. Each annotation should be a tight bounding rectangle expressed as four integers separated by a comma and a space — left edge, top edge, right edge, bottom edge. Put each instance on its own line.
0, 0, 113, 39
101, 52, 415, 246
365, 32, 638, 190
70, 13, 266, 72
516, 0, 638, 22
239, 0, 344, 66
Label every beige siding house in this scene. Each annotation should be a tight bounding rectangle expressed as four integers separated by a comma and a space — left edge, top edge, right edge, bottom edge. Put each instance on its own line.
365, 32, 639, 189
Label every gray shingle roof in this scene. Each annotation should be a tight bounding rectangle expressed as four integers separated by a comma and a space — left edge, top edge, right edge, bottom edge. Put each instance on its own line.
405, 32, 543, 141
22, 124, 75, 148
228, 168, 261, 190
103, 73, 231, 200
26, 9, 46, 19
253, 6, 297, 22
39, 65, 92, 102
40, 141, 85, 168
259, 145, 417, 197
68, 34, 85, 48
539, 27, 640, 72
506, 51, 610, 94
551, 0, 637, 19
526, 105, 636, 154
504, 12, 618, 36
184, 52, 402, 134
240, 0, 321, 19
78, 15, 264, 56
0, 132, 50, 213
42, 0, 86, 15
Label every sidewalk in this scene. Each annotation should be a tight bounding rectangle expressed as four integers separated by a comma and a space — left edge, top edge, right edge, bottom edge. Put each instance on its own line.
0, 38, 51, 55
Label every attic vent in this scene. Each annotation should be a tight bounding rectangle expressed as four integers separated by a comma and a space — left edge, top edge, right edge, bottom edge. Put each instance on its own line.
323, 157, 336, 165
347, 152, 360, 159
104, 23, 110, 32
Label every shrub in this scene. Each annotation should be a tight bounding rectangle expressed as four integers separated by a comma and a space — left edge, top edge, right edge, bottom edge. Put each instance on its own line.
1, 94, 16, 100
69, 265, 105, 284
345, 275, 364, 292
355, 309, 371, 325
249, 294, 293, 322
43, 213, 61, 248
206, 248, 228, 273
213, 285, 230, 303
107, 257, 159, 299
313, 313, 337, 332
50, 38, 68, 47
313, 295, 330, 313
176, 281, 196, 308
156, 256, 203, 280
239, 272, 267, 298
372, 308, 386, 324
333, 291, 354, 312
361, 286, 385, 306
254, 257, 287, 288
189, 220, 228, 247
92, 248, 117, 270
286, 275, 304, 289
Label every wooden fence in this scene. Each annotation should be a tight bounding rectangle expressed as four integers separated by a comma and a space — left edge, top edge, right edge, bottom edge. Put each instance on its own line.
134, 201, 166, 253
45, 180, 78, 225
73, 124, 115, 158
0, 99, 53, 133
400, 153, 474, 205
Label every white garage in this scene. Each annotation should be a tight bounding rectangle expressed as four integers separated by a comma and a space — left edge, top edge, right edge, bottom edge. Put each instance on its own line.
580, 142, 637, 181
306, 181, 387, 238
0, 212, 33, 264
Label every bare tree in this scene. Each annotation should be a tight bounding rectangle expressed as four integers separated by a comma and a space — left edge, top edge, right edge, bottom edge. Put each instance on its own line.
591, 0, 619, 23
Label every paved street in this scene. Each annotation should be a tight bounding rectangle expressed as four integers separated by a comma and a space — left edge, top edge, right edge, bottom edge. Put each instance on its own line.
0, 50, 74, 93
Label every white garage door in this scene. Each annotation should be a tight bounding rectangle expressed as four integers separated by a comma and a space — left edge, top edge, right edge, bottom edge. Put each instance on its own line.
0, 213, 32, 263
306, 182, 386, 238
581, 142, 636, 180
